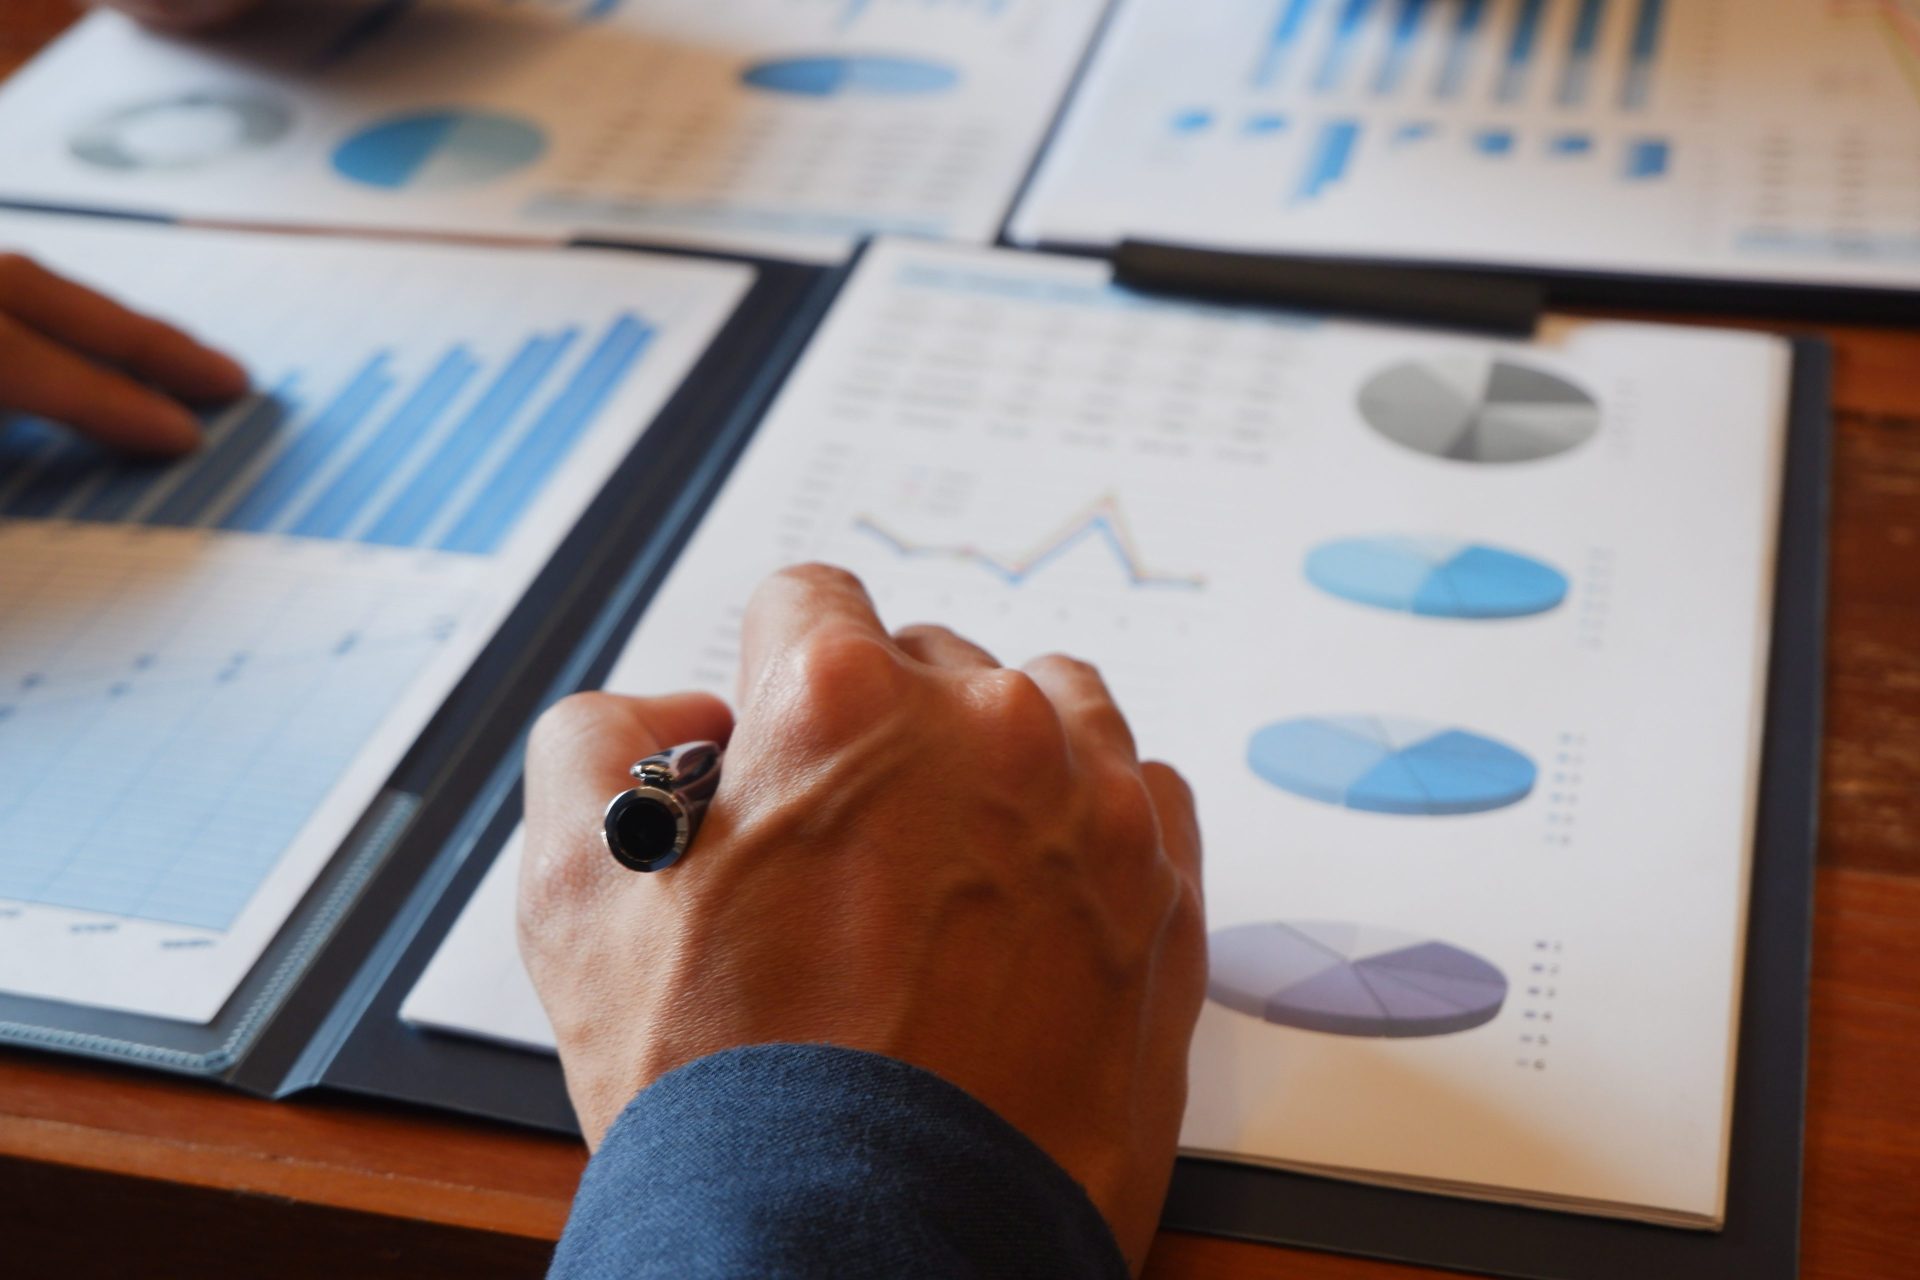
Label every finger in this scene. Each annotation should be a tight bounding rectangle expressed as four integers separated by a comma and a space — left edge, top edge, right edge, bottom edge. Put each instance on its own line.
522, 690, 734, 902
1143, 761, 1202, 893
1022, 653, 1137, 763
736, 563, 892, 707
0, 316, 204, 456
0, 253, 248, 404
893, 623, 998, 671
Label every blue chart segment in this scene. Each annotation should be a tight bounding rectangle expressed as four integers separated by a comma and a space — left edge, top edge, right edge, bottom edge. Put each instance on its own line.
1209, 921, 1508, 1037
853, 494, 1205, 590
1305, 536, 1568, 619
0, 311, 655, 556
332, 110, 546, 190
740, 55, 960, 98
1247, 716, 1536, 815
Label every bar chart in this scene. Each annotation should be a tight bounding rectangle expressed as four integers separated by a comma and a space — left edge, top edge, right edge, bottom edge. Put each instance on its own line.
0, 311, 655, 557
0, 210, 750, 1021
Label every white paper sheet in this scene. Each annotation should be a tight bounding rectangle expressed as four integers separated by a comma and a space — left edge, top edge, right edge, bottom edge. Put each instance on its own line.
0, 210, 751, 1022
0, 0, 1104, 262
1013, 0, 1920, 290
404, 239, 1787, 1224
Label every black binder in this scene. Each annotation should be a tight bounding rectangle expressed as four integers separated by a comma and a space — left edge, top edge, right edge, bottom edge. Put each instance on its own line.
0, 238, 1830, 1280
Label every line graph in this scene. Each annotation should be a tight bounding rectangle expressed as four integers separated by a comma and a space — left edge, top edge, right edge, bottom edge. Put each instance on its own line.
853, 493, 1206, 590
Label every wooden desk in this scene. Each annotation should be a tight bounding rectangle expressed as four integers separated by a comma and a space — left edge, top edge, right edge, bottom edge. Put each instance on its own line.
1, 8, 1916, 1278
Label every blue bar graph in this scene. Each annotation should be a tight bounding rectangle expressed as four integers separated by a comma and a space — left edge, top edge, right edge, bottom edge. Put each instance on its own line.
1391, 120, 1437, 145
1621, 0, 1665, 109
1373, 0, 1430, 95
218, 354, 394, 532
0, 309, 654, 557
362, 331, 578, 547
1433, 0, 1488, 99
1473, 128, 1515, 156
1253, 0, 1318, 88
1496, 0, 1547, 103
1, 435, 105, 520
1624, 137, 1669, 179
1294, 118, 1361, 203
146, 383, 302, 528
1245, 112, 1291, 135
1549, 131, 1594, 155
289, 347, 478, 540
438, 315, 655, 555
1170, 108, 1214, 133
1313, 0, 1377, 94
1556, 0, 1607, 106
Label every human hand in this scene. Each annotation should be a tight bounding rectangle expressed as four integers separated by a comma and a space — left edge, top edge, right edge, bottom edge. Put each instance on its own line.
0, 253, 247, 456
519, 564, 1207, 1271
90, 0, 264, 32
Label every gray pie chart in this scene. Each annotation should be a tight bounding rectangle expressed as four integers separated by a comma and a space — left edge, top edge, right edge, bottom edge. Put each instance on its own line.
1359, 354, 1599, 464
70, 91, 293, 173
1209, 921, 1508, 1038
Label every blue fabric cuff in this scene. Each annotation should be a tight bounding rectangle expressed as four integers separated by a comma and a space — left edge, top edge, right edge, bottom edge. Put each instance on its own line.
549, 1043, 1129, 1279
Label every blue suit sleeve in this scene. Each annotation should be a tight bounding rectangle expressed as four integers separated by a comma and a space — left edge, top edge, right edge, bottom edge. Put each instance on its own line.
548, 1043, 1130, 1279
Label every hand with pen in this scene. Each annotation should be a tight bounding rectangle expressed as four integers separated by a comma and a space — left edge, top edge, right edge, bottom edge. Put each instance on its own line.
0, 252, 246, 456
520, 563, 1208, 1277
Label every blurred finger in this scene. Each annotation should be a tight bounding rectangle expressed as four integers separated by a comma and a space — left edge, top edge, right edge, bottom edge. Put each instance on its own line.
0, 253, 248, 404
736, 563, 892, 706
1022, 653, 1137, 763
1143, 761, 1202, 893
893, 623, 998, 671
0, 316, 203, 456
522, 690, 734, 903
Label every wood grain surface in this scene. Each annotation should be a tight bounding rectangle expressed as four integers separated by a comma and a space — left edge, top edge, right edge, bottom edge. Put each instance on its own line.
0, 5, 1916, 1278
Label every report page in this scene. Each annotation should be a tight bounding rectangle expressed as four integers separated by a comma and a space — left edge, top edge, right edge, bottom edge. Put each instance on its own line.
407, 239, 1789, 1225
0, 210, 751, 1022
0, 0, 1105, 262
1013, 0, 1920, 290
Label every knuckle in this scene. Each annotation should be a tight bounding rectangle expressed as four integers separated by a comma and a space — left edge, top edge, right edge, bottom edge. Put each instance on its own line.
782, 626, 906, 734
1030, 651, 1102, 682
1098, 770, 1160, 844
776, 561, 864, 594
966, 669, 1068, 772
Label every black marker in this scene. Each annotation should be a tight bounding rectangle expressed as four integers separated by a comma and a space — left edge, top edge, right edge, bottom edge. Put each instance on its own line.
603, 740, 723, 873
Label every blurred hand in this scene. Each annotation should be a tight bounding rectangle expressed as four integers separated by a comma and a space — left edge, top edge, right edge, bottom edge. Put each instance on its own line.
520, 564, 1207, 1271
0, 252, 247, 456
91, 0, 264, 32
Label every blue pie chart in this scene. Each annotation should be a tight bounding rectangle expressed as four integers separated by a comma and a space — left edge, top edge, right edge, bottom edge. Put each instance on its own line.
1306, 536, 1568, 619
740, 54, 959, 97
332, 109, 545, 190
1248, 716, 1536, 816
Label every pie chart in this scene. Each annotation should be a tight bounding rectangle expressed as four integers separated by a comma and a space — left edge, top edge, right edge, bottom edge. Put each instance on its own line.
70, 91, 292, 172
1305, 536, 1568, 619
1247, 716, 1536, 815
1358, 354, 1599, 464
740, 54, 959, 97
332, 110, 545, 190
1209, 921, 1508, 1037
